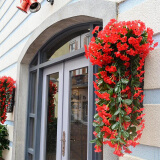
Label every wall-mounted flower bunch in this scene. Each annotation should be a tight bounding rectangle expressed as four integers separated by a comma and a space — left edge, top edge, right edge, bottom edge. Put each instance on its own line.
0, 76, 15, 124
48, 81, 57, 123
85, 19, 158, 156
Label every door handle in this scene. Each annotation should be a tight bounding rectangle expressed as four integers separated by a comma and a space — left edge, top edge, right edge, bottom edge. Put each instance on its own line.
61, 131, 66, 157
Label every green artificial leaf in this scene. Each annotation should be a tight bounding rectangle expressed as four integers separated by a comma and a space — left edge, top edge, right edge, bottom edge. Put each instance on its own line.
117, 96, 122, 103
108, 88, 114, 96
94, 113, 99, 119
132, 106, 137, 112
131, 132, 137, 137
122, 99, 132, 105
133, 99, 140, 107
114, 108, 121, 116
124, 115, 131, 122
120, 109, 125, 115
118, 131, 122, 137
119, 138, 126, 144
98, 79, 103, 85
121, 78, 129, 84
111, 122, 119, 130
122, 130, 129, 138
95, 127, 101, 133
122, 94, 128, 98
130, 127, 136, 133
106, 84, 111, 89
131, 79, 141, 87
110, 101, 115, 108
110, 115, 116, 121
114, 86, 121, 93
132, 69, 138, 76
132, 120, 140, 125
96, 139, 102, 146
97, 132, 103, 138
90, 139, 97, 143
93, 122, 99, 127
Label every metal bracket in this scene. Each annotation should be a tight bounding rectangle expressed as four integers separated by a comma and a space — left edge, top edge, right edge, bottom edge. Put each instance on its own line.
61, 131, 66, 157
47, 0, 54, 5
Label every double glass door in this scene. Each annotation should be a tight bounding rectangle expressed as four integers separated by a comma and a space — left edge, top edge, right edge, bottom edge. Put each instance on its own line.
40, 56, 89, 160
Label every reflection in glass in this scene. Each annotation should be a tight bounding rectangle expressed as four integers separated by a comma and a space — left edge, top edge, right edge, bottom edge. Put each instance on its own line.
46, 73, 59, 160
29, 118, 35, 148
70, 67, 88, 160
28, 153, 33, 160
41, 32, 90, 62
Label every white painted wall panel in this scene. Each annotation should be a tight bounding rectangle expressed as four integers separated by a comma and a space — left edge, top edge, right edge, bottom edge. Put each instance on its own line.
144, 48, 160, 89
6, 112, 14, 121
0, 0, 14, 20
0, 36, 29, 71
0, 0, 18, 31
0, 63, 17, 80
0, 0, 72, 57
7, 125, 13, 142
140, 104, 160, 147
118, 0, 160, 34
0, 11, 29, 44
0, 0, 5, 8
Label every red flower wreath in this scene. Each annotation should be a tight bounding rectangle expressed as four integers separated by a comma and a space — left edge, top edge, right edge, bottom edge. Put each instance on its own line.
85, 19, 158, 157
0, 76, 15, 124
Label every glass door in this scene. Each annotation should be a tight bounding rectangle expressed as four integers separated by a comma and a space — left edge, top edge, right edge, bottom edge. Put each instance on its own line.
40, 56, 89, 160
40, 63, 64, 160
62, 56, 89, 160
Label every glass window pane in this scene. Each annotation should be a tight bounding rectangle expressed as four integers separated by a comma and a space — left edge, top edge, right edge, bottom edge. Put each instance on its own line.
46, 73, 59, 160
30, 72, 37, 114
28, 154, 33, 160
30, 55, 38, 67
70, 67, 88, 160
29, 118, 35, 148
41, 30, 90, 63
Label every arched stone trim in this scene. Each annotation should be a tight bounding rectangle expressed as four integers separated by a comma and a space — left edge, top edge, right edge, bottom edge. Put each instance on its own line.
13, 1, 117, 160
19, 0, 117, 65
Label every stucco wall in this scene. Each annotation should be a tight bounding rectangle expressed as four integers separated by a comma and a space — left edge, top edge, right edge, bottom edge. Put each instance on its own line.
0, 0, 117, 160
118, 0, 160, 159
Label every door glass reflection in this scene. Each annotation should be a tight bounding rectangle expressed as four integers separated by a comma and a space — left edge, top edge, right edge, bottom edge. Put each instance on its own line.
70, 67, 88, 160
46, 73, 59, 160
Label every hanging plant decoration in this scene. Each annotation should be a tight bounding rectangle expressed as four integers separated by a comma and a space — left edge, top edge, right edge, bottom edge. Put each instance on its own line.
0, 76, 16, 124
85, 19, 158, 156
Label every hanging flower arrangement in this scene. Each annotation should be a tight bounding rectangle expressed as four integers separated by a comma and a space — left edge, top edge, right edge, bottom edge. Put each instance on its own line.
85, 19, 158, 156
48, 81, 57, 123
0, 76, 16, 124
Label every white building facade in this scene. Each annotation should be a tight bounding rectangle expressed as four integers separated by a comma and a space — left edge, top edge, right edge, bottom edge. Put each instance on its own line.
0, 0, 160, 160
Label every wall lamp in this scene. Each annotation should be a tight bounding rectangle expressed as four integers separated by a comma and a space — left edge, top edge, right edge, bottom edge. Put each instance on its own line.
17, 0, 41, 13
17, 0, 54, 13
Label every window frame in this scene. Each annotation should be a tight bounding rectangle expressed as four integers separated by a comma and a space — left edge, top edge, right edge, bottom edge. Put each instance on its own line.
25, 22, 103, 160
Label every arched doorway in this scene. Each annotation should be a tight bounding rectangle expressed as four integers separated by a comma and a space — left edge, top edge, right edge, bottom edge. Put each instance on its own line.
26, 22, 103, 160
13, 2, 117, 160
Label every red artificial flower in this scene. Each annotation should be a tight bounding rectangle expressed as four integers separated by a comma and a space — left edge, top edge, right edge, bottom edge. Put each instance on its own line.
85, 18, 158, 157
94, 145, 102, 152
92, 26, 100, 34
136, 114, 145, 120
105, 66, 117, 73
95, 91, 110, 101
